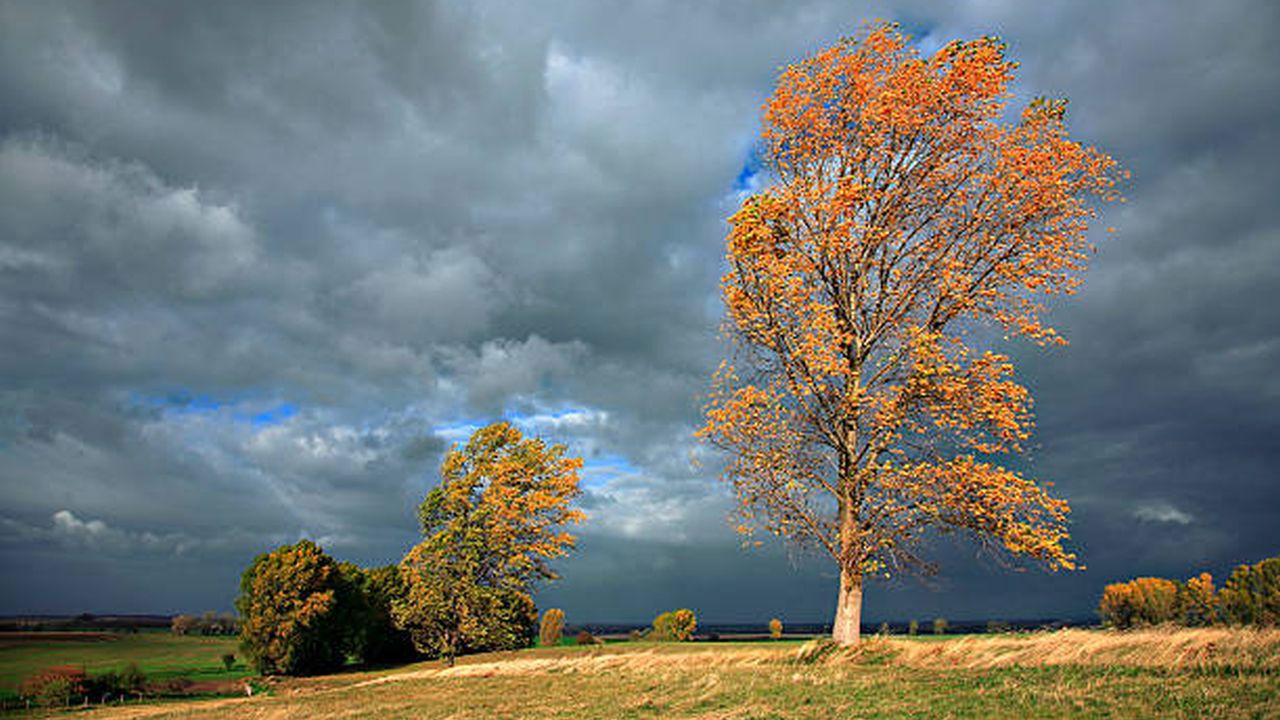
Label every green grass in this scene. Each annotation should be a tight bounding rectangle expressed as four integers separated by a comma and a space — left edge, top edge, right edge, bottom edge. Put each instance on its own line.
0, 631, 246, 699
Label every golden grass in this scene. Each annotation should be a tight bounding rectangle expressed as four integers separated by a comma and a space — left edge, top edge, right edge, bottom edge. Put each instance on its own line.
65, 629, 1280, 719
815, 626, 1280, 671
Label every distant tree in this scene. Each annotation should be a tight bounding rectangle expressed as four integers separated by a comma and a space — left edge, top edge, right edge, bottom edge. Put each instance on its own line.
932, 618, 948, 635
1177, 572, 1218, 626
1098, 577, 1179, 628
236, 539, 356, 675
540, 608, 566, 647
1219, 557, 1280, 626
908, 619, 919, 636
170, 614, 196, 636
394, 422, 584, 665
651, 609, 697, 642
699, 23, 1122, 646
220, 653, 236, 671
769, 618, 783, 640
575, 630, 601, 646
200, 610, 220, 636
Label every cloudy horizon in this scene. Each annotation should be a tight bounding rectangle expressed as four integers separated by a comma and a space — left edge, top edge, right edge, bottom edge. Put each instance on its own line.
1, 0, 1277, 625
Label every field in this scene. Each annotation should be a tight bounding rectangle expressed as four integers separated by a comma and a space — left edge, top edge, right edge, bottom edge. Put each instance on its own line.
0, 631, 245, 703
6, 627, 1276, 718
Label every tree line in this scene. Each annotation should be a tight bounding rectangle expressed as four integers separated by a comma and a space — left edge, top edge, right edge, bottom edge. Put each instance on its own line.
1098, 556, 1280, 629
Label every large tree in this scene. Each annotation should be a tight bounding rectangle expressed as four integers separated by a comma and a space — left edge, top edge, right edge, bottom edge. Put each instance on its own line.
394, 421, 584, 663
700, 24, 1122, 645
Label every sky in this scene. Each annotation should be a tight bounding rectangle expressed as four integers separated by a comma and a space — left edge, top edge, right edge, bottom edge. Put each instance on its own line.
1, 0, 1277, 625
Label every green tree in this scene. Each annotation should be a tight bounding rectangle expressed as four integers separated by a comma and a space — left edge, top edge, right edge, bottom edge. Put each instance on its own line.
1220, 557, 1280, 626
236, 539, 356, 675
394, 422, 584, 664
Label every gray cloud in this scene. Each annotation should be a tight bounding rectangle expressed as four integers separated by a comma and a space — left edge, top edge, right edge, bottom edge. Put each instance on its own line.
1, 0, 1277, 621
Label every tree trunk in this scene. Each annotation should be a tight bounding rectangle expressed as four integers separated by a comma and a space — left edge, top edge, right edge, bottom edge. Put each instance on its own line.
831, 565, 863, 645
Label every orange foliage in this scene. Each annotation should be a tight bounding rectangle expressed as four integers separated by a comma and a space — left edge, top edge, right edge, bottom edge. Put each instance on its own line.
700, 23, 1122, 641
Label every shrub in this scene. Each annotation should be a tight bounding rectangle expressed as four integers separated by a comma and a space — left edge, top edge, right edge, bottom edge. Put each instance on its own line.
119, 662, 147, 695
987, 620, 1011, 634
908, 619, 919, 636
877, 622, 891, 636
768, 618, 783, 640
1220, 557, 1280, 626
221, 653, 236, 671
651, 608, 697, 642
19, 665, 87, 707
932, 618, 948, 635
576, 630, 600, 646
540, 608, 565, 647
628, 628, 649, 642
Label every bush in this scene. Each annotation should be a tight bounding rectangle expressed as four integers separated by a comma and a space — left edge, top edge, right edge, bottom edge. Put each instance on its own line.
1220, 557, 1280, 626
540, 608, 565, 647
344, 563, 418, 664
628, 628, 649, 642
768, 618, 783, 640
171, 614, 196, 635
19, 665, 87, 707
221, 652, 236, 671
908, 619, 919, 636
932, 618, 948, 635
651, 608, 697, 642
877, 622, 891, 636
576, 630, 600, 646
119, 662, 147, 695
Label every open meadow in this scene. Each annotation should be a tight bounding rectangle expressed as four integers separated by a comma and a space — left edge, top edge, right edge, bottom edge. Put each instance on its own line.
8, 627, 1274, 719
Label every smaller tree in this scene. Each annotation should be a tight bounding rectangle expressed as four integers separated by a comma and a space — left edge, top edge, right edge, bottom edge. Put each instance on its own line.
1177, 572, 1218, 626
651, 609, 697, 642
19, 666, 87, 707
540, 608, 566, 647
395, 422, 583, 664
932, 618, 948, 636
768, 618, 783, 640
908, 620, 919, 636
170, 614, 196, 636
236, 539, 356, 676
1098, 577, 1180, 628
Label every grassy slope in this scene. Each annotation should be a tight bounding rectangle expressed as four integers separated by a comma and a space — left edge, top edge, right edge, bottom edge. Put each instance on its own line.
63, 628, 1280, 719
0, 632, 245, 697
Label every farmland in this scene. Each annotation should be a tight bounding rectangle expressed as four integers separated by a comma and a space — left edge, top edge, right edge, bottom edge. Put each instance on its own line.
6, 627, 1276, 718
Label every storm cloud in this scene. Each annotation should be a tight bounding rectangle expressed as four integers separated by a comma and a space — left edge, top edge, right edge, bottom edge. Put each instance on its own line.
1, 0, 1277, 624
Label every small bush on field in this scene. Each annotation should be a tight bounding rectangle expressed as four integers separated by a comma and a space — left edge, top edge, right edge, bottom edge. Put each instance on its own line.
877, 622, 891, 636
119, 662, 147, 694
628, 628, 649, 642
222, 652, 237, 670
908, 620, 919, 636
575, 630, 601, 646
932, 618, 948, 635
651, 608, 697, 642
19, 665, 87, 707
769, 618, 783, 639
540, 608, 565, 647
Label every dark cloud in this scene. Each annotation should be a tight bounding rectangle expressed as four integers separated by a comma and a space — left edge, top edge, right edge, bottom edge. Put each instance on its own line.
1, 0, 1276, 622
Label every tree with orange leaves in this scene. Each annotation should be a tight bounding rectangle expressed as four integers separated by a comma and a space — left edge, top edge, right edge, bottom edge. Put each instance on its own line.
394, 422, 585, 662
700, 23, 1123, 645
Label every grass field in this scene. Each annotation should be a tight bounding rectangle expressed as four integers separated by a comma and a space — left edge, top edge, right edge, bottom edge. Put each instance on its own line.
10, 627, 1272, 719
0, 631, 245, 701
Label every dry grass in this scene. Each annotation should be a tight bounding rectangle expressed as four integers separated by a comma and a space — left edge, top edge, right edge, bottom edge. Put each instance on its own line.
814, 626, 1280, 671
61, 629, 1280, 719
